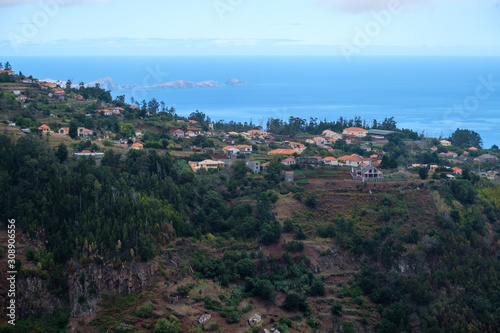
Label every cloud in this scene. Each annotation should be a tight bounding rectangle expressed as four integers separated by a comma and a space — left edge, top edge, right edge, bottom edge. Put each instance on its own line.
0, 0, 112, 6
315, 0, 459, 12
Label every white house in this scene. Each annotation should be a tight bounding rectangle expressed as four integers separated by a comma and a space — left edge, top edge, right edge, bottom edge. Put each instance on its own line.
323, 156, 338, 165
342, 127, 368, 138
322, 130, 342, 139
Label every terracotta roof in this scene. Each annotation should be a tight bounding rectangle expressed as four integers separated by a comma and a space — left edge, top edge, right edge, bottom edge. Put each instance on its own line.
268, 149, 296, 155
343, 127, 367, 132
338, 155, 368, 162
80, 150, 91, 154
131, 143, 143, 148
38, 124, 50, 130
323, 156, 337, 161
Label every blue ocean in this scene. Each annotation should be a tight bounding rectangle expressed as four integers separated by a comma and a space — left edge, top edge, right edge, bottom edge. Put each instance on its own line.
7, 56, 500, 147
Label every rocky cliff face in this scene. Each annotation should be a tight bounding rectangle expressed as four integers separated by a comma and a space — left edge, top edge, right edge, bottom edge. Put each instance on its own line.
68, 261, 160, 316
14, 260, 159, 318
15, 275, 64, 317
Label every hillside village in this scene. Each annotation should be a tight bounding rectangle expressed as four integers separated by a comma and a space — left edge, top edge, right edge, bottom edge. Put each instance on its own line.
0, 64, 499, 181
1, 64, 499, 184
2, 64, 500, 333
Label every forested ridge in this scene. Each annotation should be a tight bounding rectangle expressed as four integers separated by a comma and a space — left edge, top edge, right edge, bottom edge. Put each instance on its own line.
1, 133, 499, 332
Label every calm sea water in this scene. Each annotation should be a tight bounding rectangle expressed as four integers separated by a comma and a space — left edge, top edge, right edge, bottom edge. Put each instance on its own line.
7, 56, 500, 147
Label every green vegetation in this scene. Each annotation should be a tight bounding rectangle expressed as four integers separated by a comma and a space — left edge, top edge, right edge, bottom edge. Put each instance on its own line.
1, 67, 500, 333
136, 302, 154, 318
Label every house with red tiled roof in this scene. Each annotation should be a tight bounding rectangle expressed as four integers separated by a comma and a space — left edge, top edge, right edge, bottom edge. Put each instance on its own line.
15, 95, 27, 102
282, 157, 296, 166
38, 124, 50, 133
327, 138, 338, 144
172, 129, 185, 138
0, 70, 15, 75
451, 167, 463, 175
74, 150, 104, 158
268, 149, 297, 156
98, 109, 113, 116
469, 147, 478, 151
322, 130, 342, 139
52, 88, 65, 97
342, 127, 368, 137
131, 142, 143, 150
288, 142, 306, 151
338, 154, 371, 167
247, 129, 268, 136
439, 152, 458, 159
77, 127, 93, 137
235, 145, 252, 153
323, 156, 338, 166
188, 120, 198, 124
313, 137, 326, 145
58, 127, 70, 135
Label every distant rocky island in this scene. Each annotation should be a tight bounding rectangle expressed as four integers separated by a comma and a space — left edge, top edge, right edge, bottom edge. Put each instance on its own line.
43, 77, 248, 91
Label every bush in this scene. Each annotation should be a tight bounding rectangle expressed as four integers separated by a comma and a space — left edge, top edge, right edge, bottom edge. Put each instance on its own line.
283, 219, 294, 232
331, 302, 343, 316
285, 240, 304, 252
204, 296, 222, 310
236, 258, 256, 278
102, 140, 113, 147
221, 306, 242, 323
288, 185, 305, 193
26, 248, 35, 261
304, 192, 319, 208
295, 225, 306, 240
309, 279, 326, 296
136, 302, 154, 318
176, 284, 194, 297
155, 316, 182, 333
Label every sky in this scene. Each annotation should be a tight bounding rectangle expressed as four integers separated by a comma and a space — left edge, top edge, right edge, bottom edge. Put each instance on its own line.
0, 0, 499, 56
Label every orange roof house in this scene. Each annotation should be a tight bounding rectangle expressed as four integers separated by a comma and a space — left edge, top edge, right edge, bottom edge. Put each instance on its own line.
323, 156, 338, 165
38, 124, 50, 132
342, 127, 368, 138
338, 154, 371, 166
0, 70, 15, 75
268, 149, 297, 156
131, 142, 143, 150
247, 129, 268, 136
